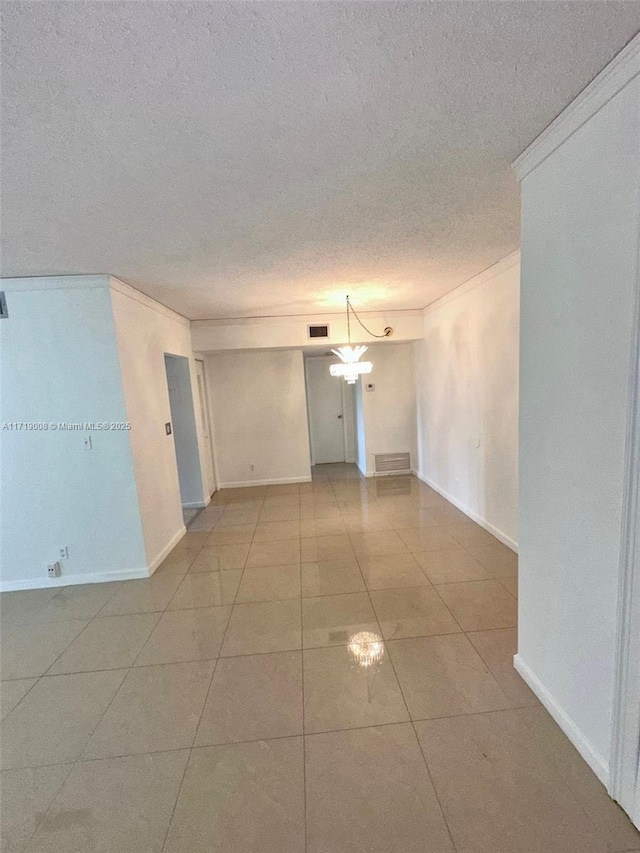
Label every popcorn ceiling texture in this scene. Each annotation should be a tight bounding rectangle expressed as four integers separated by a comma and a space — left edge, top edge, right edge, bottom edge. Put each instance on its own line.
2, 1, 639, 319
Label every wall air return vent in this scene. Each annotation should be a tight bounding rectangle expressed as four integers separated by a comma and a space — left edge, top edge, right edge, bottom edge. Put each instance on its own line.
374, 452, 411, 474
308, 324, 329, 339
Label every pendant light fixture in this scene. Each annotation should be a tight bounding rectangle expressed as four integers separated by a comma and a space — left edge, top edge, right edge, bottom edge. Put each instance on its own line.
329, 296, 393, 384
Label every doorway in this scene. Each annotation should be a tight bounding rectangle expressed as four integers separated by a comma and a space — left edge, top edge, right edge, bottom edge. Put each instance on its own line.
305, 355, 357, 465
164, 354, 204, 512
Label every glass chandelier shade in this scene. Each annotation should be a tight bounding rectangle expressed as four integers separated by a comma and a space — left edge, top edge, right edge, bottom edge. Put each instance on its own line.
329, 345, 373, 384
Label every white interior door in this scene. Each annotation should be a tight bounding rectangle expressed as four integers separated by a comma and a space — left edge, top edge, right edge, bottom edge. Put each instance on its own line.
305, 356, 345, 464
195, 360, 216, 495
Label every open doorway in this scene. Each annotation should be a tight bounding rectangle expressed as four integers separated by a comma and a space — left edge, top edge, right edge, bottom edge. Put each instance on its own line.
194, 359, 216, 497
304, 354, 357, 467
164, 354, 204, 524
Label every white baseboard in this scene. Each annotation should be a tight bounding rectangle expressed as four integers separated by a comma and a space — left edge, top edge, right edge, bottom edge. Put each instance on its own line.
0, 567, 151, 592
218, 476, 312, 488
147, 526, 187, 575
412, 469, 518, 553
182, 500, 208, 509
513, 654, 609, 786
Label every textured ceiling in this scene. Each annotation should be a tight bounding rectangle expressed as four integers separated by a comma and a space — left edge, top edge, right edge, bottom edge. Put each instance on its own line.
2, 2, 639, 319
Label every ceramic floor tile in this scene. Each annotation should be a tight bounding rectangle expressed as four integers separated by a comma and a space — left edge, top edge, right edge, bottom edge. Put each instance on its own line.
0, 589, 61, 637
206, 524, 256, 545
299, 517, 347, 537
388, 634, 511, 720
466, 542, 518, 578
467, 628, 538, 706
1, 764, 72, 853
349, 531, 409, 556
253, 520, 301, 542
195, 651, 303, 745
48, 613, 159, 674
370, 586, 462, 640
428, 505, 475, 527
448, 521, 501, 548
499, 575, 518, 598
300, 535, 355, 562
258, 504, 301, 522
397, 526, 460, 552
301, 559, 365, 597
167, 571, 241, 609
436, 579, 518, 631
305, 724, 454, 853
235, 564, 301, 603
84, 660, 215, 759
358, 552, 430, 591
25, 751, 189, 853
174, 531, 210, 550
246, 539, 300, 568
302, 593, 378, 648
1, 679, 37, 721
163, 739, 305, 853
303, 643, 409, 733
415, 707, 640, 853
1, 670, 126, 769
99, 574, 182, 616
220, 599, 302, 656
134, 606, 231, 665
0, 620, 89, 679
216, 509, 261, 527
386, 509, 441, 529
415, 547, 492, 584
31, 583, 121, 622
188, 544, 249, 572
154, 548, 200, 575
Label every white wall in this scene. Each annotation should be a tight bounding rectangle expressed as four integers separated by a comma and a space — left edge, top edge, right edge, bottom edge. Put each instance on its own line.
355, 342, 417, 477
164, 354, 204, 506
205, 349, 312, 486
110, 279, 210, 570
515, 68, 640, 783
414, 254, 520, 547
0, 277, 147, 589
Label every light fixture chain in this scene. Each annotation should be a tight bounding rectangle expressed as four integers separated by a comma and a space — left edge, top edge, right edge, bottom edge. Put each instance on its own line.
346, 297, 391, 339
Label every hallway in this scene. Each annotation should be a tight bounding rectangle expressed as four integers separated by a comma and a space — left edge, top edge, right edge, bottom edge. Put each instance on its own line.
1, 465, 638, 852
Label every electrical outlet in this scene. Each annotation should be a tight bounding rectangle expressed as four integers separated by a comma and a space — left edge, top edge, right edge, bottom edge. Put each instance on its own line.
59, 546, 68, 560
47, 562, 61, 578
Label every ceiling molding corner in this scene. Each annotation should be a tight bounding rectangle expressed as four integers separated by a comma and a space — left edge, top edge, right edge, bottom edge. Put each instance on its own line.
512, 33, 640, 182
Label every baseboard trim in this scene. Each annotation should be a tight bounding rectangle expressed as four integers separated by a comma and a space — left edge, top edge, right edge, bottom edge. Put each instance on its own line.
514, 654, 609, 786
0, 567, 151, 592
412, 469, 518, 552
147, 526, 187, 575
182, 500, 208, 509
218, 476, 313, 488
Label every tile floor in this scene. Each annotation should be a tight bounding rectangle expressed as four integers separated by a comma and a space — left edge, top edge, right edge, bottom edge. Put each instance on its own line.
1, 464, 639, 852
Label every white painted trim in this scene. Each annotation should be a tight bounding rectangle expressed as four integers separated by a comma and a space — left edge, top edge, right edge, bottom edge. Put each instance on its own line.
182, 500, 209, 509
218, 476, 312, 488
0, 274, 109, 292
609, 205, 640, 823
146, 525, 187, 575
514, 654, 609, 786
513, 34, 640, 181
422, 251, 520, 314
108, 276, 190, 325
191, 308, 424, 327
0, 568, 151, 592
413, 469, 518, 552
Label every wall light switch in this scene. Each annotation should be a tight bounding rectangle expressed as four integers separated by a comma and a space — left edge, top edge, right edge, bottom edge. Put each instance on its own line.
165, 422, 172, 435
82, 436, 92, 450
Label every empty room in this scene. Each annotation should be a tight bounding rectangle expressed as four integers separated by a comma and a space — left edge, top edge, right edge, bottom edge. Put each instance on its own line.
1, 2, 640, 852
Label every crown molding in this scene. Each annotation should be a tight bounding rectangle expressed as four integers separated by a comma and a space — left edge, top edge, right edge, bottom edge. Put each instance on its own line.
422, 250, 520, 317
0, 274, 109, 292
513, 33, 640, 182
108, 276, 190, 326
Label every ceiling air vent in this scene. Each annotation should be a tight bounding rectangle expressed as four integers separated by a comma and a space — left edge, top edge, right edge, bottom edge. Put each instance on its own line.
308, 324, 329, 339
374, 452, 411, 474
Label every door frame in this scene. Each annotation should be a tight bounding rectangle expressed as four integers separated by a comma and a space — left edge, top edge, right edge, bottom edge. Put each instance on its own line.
194, 358, 218, 497
609, 257, 640, 826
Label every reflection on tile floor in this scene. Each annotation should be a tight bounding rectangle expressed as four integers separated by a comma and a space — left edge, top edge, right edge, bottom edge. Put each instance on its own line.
1, 464, 638, 852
